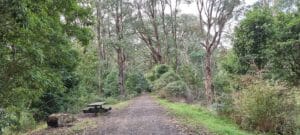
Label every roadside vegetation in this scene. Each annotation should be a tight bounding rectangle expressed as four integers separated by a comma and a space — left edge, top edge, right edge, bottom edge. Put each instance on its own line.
158, 98, 252, 135
0, 0, 299, 135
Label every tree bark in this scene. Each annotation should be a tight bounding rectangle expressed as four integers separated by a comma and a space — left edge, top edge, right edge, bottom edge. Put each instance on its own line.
196, 0, 239, 105
117, 48, 126, 96
135, 0, 163, 64
204, 51, 213, 105
115, 0, 126, 96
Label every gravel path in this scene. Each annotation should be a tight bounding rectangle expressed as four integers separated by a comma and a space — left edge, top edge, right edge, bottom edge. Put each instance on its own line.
87, 94, 187, 135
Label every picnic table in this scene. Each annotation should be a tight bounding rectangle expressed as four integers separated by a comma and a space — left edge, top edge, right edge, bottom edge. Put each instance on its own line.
82, 102, 111, 116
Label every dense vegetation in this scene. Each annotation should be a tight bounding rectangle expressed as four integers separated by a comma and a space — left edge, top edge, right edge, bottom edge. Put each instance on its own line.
0, 0, 299, 134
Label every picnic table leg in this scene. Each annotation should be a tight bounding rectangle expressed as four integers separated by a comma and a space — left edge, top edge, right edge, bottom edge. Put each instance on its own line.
94, 106, 98, 116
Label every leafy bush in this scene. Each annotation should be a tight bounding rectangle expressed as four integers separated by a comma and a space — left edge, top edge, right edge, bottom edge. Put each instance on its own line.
146, 64, 171, 82
159, 71, 181, 83
103, 71, 119, 97
178, 66, 203, 100
233, 81, 296, 134
162, 81, 188, 98
147, 64, 189, 100
126, 72, 151, 94
153, 71, 181, 91
215, 93, 235, 116
0, 108, 36, 134
0, 109, 16, 134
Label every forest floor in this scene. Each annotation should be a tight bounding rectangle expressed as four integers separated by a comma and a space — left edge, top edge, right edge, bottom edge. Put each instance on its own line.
30, 94, 194, 135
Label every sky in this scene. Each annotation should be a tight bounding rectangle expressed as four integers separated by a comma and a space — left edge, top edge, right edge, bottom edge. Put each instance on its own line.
176, 0, 259, 47
179, 0, 259, 15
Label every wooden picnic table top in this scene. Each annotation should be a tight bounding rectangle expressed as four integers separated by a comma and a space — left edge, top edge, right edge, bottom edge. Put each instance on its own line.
87, 102, 105, 107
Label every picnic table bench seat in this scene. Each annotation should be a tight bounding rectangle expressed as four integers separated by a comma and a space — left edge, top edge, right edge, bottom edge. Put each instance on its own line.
82, 102, 111, 115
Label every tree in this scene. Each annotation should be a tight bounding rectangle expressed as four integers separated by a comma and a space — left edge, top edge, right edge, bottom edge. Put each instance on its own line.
96, 0, 134, 96
233, 8, 274, 73
0, 0, 92, 124
269, 10, 300, 85
134, 0, 164, 64
196, 0, 240, 104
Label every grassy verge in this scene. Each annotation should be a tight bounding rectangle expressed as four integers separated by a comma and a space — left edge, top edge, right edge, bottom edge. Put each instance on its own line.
156, 98, 253, 135
105, 97, 130, 110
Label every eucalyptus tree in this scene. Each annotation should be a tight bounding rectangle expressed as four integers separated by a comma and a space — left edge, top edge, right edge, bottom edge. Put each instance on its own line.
159, 0, 182, 70
134, 0, 164, 64
95, 0, 134, 96
195, 0, 241, 104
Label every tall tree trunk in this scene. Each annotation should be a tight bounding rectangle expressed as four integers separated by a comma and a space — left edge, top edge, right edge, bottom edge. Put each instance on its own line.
96, 0, 104, 93
96, 0, 105, 60
196, 0, 239, 105
117, 48, 125, 96
204, 51, 213, 105
170, 0, 179, 72
115, 0, 126, 96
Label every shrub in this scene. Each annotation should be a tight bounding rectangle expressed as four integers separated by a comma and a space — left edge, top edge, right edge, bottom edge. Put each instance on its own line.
153, 79, 168, 91
147, 65, 189, 100
162, 81, 188, 98
154, 64, 170, 79
159, 71, 181, 83
233, 81, 296, 134
215, 93, 235, 116
178, 66, 203, 101
0, 109, 16, 134
103, 71, 119, 97
146, 64, 171, 82
1, 108, 36, 134
126, 72, 151, 94
153, 71, 181, 91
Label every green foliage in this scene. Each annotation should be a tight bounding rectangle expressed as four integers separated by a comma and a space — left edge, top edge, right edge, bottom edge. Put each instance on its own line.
158, 71, 181, 84
0, 0, 93, 132
0, 109, 16, 134
220, 51, 248, 74
153, 70, 181, 91
157, 98, 252, 135
233, 8, 274, 71
233, 81, 296, 134
104, 97, 120, 105
146, 64, 171, 82
103, 71, 119, 97
104, 70, 150, 97
268, 12, 300, 85
126, 72, 151, 95
213, 66, 237, 116
233, 7, 300, 85
162, 81, 188, 98
147, 64, 189, 100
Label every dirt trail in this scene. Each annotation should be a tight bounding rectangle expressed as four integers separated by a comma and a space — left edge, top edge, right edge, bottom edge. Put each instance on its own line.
87, 94, 187, 135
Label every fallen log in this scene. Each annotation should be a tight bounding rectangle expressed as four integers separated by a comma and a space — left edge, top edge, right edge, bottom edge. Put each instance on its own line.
47, 113, 76, 127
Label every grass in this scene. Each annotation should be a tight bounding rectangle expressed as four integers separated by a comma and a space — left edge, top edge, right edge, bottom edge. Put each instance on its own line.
106, 98, 130, 110
156, 98, 253, 135
68, 118, 97, 134
23, 123, 48, 135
